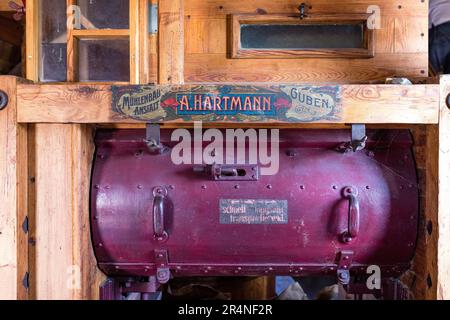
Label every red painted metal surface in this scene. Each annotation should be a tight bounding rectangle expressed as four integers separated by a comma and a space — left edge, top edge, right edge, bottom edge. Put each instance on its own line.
91, 129, 418, 281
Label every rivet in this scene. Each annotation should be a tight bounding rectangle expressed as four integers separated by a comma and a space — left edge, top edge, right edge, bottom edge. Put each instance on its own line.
300, 185, 305, 190
332, 185, 338, 190
201, 185, 207, 190
267, 184, 272, 189
95, 185, 100, 189
137, 185, 143, 189
98, 243, 103, 247
366, 186, 370, 190
169, 185, 175, 190
234, 185, 240, 189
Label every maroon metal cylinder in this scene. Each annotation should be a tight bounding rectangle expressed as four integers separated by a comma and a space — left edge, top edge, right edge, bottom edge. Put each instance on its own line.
91, 129, 418, 280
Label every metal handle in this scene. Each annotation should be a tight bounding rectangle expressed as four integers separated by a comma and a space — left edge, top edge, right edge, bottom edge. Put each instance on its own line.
153, 187, 168, 241
341, 187, 359, 244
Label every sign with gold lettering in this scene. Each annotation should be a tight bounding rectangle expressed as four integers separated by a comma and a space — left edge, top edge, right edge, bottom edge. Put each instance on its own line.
111, 85, 341, 123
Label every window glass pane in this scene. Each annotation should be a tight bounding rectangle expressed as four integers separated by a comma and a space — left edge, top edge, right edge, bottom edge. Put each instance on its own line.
78, 39, 130, 82
40, 0, 67, 82
78, 0, 129, 29
240, 24, 365, 49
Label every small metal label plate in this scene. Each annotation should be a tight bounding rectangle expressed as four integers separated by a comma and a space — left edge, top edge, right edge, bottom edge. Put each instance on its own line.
220, 199, 288, 224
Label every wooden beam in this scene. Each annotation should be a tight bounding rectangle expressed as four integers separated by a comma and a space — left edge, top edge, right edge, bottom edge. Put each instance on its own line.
72, 29, 130, 39
0, 0, 21, 12
129, 0, 140, 84
159, 0, 184, 84
0, 76, 29, 300
25, 0, 39, 81
438, 75, 450, 299
16, 83, 439, 124
67, 0, 78, 82
138, 0, 150, 84
28, 123, 104, 299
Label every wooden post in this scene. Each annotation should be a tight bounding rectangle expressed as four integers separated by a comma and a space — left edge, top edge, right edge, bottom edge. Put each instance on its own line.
0, 76, 29, 300
25, 0, 39, 81
438, 75, 450, 299
159, 0, 184, 84
27, 123, 103, 300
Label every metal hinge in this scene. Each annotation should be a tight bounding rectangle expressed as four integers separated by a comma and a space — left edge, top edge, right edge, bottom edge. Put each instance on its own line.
22, 272, 29, 289
148, 3, 158, 34
22, 216, 29, 234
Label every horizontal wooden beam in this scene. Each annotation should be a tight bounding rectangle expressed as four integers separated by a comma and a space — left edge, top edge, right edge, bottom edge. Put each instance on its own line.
72, 29, 130, 39
16, 83, 439, 124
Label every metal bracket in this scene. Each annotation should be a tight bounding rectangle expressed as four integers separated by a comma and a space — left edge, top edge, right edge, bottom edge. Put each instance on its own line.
336, 250, 353, 285
336, 124, 367, 153
145, 124, 169, 154
148, 3, 158, 34
155, 250, 171, 284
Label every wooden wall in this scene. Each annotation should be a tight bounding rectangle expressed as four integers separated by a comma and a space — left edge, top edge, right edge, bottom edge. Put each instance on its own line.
183, 0, 428, 83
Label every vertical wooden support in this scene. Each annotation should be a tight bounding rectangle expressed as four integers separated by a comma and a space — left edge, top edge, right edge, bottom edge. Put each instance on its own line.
28, 123, 103, 299
130, 0, 149, 84
404, 124, 438, 300
159, 0, 184, 84
67, 0, 79, 82
438, 75, 450, 299
139, 0, 150, 84
25, 0, 39, 81
0, 76, 29, 300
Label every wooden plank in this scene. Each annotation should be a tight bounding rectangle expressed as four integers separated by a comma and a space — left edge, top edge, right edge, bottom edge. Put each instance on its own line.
16, 83, 439, 124
29, 124, 103, 299
72, 29, 130, 39
0, 76, 28, 300
438, 75, 450, 299
139, 0, 150, 84
159, 0, 184, 84
394, 17, 428, 53
184, 53, 428, 83
130, 0, 140, 84
67, 0, 78, 82
25, 0, 39, 81
184, 0, 428, 16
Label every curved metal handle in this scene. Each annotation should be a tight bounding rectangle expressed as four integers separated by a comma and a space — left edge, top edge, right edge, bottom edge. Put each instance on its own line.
153, 187, 168, 241
341, 187, 360, 244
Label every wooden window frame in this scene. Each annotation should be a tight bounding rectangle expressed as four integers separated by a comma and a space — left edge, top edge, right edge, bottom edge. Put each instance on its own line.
230, 13, 375, 59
